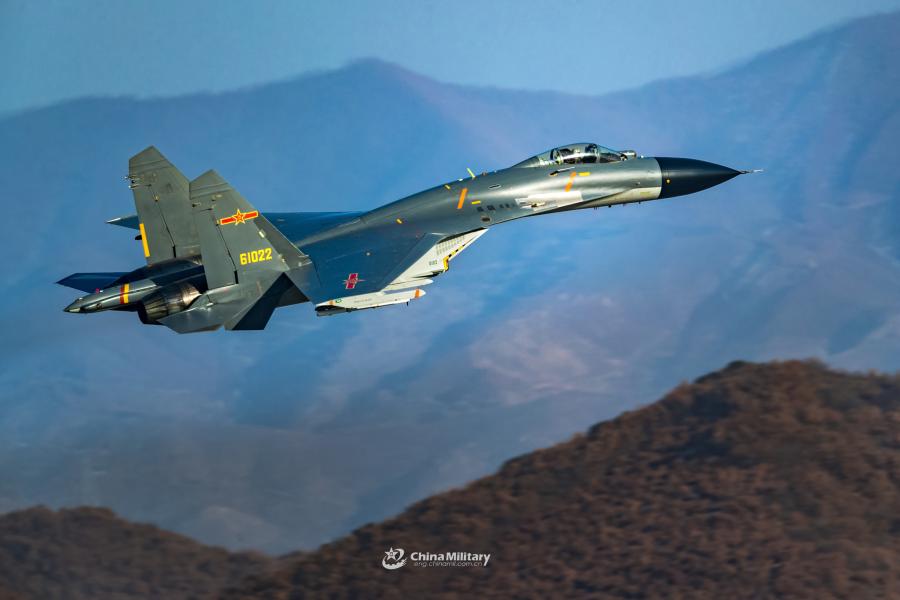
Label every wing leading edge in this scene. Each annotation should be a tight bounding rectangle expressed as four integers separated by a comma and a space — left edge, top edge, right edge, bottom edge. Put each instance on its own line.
296, 226, 487, 315
57, 272, 129, 293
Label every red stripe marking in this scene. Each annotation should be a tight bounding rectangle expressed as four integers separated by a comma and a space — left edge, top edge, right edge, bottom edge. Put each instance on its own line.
218, 210, 259, 225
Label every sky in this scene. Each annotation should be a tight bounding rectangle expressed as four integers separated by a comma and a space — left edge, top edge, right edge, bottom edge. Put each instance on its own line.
1, 0, 898, 554
2, 0, 899, 115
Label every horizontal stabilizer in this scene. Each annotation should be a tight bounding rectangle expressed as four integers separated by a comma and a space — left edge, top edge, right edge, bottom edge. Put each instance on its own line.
107, 214, 140, 230
225, 273, 296, 330
57, 272, 127, 293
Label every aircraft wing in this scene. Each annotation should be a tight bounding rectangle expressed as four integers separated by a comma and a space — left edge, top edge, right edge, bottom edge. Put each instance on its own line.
57, 272, 128, 293
298, 227, 436, 300
292, 223, 486, 313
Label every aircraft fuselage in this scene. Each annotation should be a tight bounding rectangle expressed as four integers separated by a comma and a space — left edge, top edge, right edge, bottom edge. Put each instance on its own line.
60, 145, 748, 331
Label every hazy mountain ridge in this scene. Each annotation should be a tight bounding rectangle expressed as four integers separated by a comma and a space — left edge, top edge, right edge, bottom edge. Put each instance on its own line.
2, 360, 898, 599
222, 360, 900, 599
0, 12, 898, 552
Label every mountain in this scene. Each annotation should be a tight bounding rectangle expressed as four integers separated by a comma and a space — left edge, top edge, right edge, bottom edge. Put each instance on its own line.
0, 12, 898, 553
2, 360, 898, 599
0, 507, 271, 600
222, 360, 900, 599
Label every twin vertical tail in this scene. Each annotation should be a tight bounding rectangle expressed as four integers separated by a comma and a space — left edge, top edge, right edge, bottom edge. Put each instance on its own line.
188, 170, 310, 289
128, 146, 199, 263
154, 170, 315, 333
69, 148, 319, 333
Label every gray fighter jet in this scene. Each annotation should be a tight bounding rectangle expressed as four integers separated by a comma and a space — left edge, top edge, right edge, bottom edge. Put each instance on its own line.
58, 144, 752, 333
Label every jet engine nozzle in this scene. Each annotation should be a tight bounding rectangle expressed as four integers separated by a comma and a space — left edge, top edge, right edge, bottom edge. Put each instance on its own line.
656, 157, 742, 199
138, 282, 201, 325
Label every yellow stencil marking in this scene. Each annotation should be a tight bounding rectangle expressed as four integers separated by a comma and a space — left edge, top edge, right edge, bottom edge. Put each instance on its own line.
123, 283, 130, 304
565, 172, 577, 192
578, 172, 590, 176
457, 187, 468, 209
444, 184, 451, 190
239, 248, 273, 265
138, 223, 150, 257
466, 167, 476, 180
396, 218, 403, 224
471, 200, 481, 205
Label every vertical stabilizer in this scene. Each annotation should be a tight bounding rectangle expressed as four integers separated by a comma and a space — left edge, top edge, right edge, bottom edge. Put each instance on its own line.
156, 170, 314, 332
188, 169, 310, 291
128, 146, 199, 263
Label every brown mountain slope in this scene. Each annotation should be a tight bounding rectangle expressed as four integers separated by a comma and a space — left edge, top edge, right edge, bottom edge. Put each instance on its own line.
0, 506, 272, 600
2, 360, 898, 599
224, 360, 900, 599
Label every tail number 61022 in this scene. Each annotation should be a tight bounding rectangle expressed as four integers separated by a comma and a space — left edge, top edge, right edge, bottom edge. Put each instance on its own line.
239, 248, 273, 265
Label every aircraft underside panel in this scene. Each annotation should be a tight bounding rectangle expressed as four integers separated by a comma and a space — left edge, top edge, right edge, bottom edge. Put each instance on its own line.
313, 229, 487, 314
384, 229, 487, 290
297, 227, 435, 304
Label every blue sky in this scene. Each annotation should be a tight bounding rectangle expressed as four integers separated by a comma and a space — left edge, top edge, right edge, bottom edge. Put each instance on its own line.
1, 1, 898, 552
2, 0, 900, 114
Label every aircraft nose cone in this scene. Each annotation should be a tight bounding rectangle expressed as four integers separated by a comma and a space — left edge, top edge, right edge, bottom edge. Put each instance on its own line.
656, 157, 742, 199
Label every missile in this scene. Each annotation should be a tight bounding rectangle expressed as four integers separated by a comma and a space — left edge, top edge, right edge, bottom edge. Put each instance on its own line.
64, 278, 158, 314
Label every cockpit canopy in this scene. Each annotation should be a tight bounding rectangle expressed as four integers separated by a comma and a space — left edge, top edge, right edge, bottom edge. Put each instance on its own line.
513, 143, 626, 168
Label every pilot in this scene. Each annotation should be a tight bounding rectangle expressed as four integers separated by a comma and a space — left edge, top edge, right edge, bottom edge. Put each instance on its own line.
603, 149, 624, 163
559, 147, 577, 165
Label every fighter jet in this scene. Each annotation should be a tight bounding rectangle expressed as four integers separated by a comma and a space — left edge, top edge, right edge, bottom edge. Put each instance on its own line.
58, 144, 753, 333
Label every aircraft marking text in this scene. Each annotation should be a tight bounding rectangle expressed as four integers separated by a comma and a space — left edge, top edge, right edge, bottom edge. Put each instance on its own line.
239, 248, 272, 265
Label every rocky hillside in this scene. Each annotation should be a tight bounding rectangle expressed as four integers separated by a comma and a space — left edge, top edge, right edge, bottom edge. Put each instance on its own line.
0, 507, 271, 600
2, 360, 898, 598
224, 360, 900, 599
